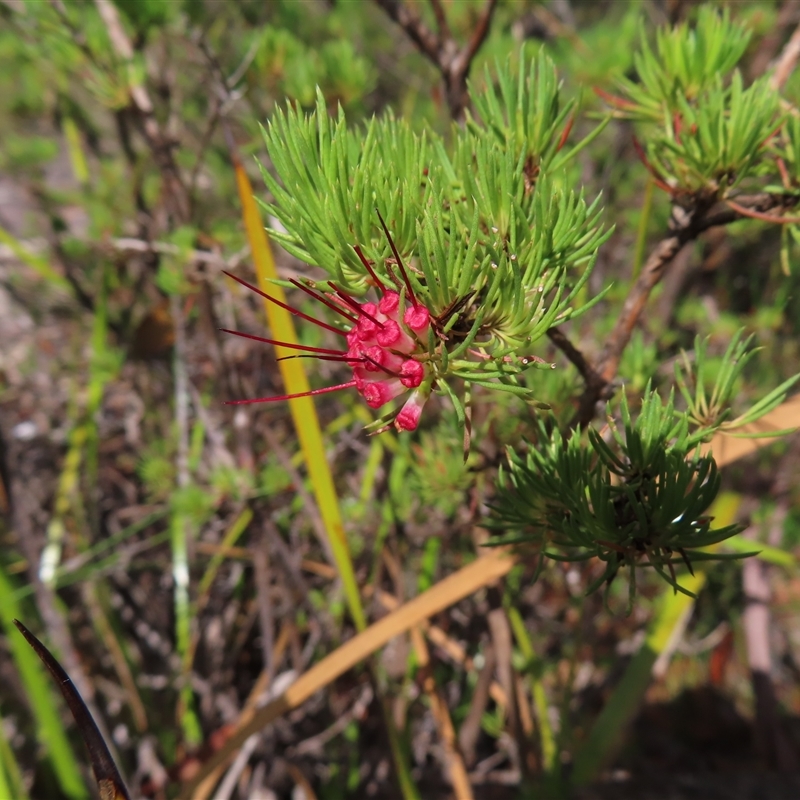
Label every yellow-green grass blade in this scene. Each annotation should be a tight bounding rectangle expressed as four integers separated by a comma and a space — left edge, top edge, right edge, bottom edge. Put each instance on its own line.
197, 506, 253, 600
0, 707, 26, 800
0, 226, 71, 292
171, 508, 202, 746
40, 421, 86, 586
507, 604, 557, 773
382, 695, 422, 800
63, 116, 89, 187
43, 264, 120, 586
13, 511, 170, 603
0, 739, 11, 800
571, 492, 742, 786
231, 150, 366, 632
0, 568, 88, 798
724, 533, 796, 568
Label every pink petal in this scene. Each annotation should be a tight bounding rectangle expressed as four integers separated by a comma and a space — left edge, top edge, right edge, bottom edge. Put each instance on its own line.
395, 388, 429, 431
360, 378, 404, 409
378, 291, 400, 316
376, 320, 414, 352
400, 359, 424, 388
403, 304, 430, 333
363, 345, 386, 372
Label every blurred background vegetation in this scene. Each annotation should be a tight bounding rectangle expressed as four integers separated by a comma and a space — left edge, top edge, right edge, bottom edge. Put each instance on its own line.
2, 1, 800, 798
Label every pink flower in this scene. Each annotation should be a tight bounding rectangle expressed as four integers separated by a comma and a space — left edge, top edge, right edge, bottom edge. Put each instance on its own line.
224, 216, 432, 432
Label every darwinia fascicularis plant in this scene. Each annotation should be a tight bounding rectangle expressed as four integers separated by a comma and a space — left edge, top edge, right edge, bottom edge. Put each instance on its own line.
229, 49, 610, 433
228, 15, 800, 601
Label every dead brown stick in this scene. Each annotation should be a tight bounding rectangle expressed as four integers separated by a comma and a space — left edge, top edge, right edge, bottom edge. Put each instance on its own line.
179, 549, 515, 798
410, 626, 475, 799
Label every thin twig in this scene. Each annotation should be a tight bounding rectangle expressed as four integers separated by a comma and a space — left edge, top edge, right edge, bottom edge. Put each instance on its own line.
94, 0, 190, 223
429, 0, 451, 40
288, 683, 374, 757
374, 0, 498, 120
227, 35, 262, 88
253, 539, 275, 684
455, 0, 498, 80
770, 20, 800, 91
546, 326, 604, 391
374, 0, 440, 62
111, 237, 249, 270
458, 644, 496, 766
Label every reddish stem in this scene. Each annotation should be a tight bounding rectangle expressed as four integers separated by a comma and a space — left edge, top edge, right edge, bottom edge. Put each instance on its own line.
632, 136, 675, 195
557, 113, 575, 152
673, 111, 683, 144
724, 199, 800, 224
593, 86, 638, 110
776, 157, 791, 190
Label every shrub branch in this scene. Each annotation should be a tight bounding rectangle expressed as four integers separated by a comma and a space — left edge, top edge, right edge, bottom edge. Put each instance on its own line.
374, 0, 498, 120
572, 192, 791, 427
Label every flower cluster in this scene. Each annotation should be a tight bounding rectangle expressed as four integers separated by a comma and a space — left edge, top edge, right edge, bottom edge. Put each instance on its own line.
343, 254, 431, 429
224, 221, 433, 431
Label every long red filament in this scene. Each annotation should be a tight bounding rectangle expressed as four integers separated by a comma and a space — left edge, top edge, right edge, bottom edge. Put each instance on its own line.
288, 278, 358, 323
277, 354, 365, 364
222, 271, 347, 337
219, 328, 345, 355
363, 352, 399, 377
225, 380, 358, 405
328, 283, 385, 327
375, 209, 418, 307
353, 245, 387, 291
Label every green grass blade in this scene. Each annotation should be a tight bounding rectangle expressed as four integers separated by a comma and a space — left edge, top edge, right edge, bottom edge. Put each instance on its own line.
0, 708, 26, 800
507, 604, 557, 772
0, 226, 71, 292
0, 567, 88, 799
724, 533, 796, 568
197, 507, 253, 599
